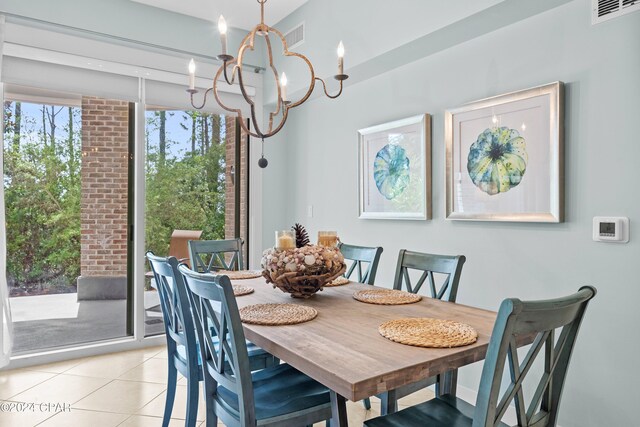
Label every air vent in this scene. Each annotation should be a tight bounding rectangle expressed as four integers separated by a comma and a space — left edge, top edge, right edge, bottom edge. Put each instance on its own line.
592, 0, 640, 24
284, 22, 304, 49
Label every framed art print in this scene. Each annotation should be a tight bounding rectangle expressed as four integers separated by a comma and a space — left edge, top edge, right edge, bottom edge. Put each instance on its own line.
445, 82, 564, 222
358, 114, 431, 220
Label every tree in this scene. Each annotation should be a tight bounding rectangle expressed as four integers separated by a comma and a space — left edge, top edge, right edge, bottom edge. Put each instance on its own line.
13, 101, 21, 150
158, 110, 166, 167
45, 105, 64, 149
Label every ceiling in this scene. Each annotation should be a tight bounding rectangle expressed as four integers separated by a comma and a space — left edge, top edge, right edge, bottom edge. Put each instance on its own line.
131, 0, 308, 30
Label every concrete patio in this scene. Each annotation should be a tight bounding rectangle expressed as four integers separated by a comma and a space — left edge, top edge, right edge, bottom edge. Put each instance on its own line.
9, 292, 164, 354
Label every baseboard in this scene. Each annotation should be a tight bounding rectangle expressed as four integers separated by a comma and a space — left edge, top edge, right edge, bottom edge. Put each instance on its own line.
453, 385, 563, 427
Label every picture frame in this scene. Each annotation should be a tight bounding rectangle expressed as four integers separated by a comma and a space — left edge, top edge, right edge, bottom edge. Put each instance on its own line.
445, 82, 564, 222
358, 114, 431, 220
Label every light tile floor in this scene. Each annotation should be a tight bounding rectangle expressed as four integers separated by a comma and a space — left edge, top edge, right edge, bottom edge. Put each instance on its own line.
0, 346, 435, 426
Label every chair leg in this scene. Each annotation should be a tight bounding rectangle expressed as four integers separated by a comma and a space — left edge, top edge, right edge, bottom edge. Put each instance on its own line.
379, 390, 398, 416
329, 391, 348, 427
163, 362, 178, 427
362, 397, 371, 410
185, 375, 199, 427
204, 388, 217, 427
436, 369, 459, 398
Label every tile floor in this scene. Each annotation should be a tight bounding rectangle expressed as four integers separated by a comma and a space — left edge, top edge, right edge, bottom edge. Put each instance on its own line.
0, 346, 435, 426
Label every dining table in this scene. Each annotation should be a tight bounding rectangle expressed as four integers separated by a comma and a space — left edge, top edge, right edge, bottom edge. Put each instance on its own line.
230, 276, 503, 427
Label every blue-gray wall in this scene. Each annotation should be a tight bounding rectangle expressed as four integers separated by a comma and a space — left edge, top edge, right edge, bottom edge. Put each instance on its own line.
264, 1, 640, 426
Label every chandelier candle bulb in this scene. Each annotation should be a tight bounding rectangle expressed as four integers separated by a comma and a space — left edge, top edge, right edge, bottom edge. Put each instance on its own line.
188, 59, 196, 90
280, 72, 288, 102
218, 15, 228, 55
337, 41, 345, 75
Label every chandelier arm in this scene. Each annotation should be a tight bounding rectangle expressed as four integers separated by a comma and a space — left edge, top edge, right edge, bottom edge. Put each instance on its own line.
263, 32, 283, 134
314, 77, 344, 99
265, 25, 316, 109
222, 62, 233, 86
189, 87, 215, 110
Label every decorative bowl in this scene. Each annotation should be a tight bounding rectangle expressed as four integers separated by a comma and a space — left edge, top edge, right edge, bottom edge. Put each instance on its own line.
261, 245, 346, 298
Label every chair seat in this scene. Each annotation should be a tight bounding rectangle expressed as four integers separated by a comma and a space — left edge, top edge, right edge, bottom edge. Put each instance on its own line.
364, 394, 509, 427
217, 363, 331, 421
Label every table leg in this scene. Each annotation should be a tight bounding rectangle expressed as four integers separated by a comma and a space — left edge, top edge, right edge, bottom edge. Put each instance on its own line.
330, 391, 348, 427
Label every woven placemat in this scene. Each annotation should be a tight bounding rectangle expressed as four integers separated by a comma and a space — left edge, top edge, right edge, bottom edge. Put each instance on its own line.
239, 303, 318, 326
379, 318, 478, 348
218, 270, 263, 280
325, 276, 350, 287
232, 284, 254, 296
353, 288, 422, 305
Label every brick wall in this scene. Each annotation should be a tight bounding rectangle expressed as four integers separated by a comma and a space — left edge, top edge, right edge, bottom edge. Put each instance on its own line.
80, 97, 129, 277
224, 117, 249, 264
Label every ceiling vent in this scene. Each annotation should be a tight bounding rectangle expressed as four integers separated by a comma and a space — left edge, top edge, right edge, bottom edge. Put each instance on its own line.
284, 22, 305, 49
592, 0, 640, 24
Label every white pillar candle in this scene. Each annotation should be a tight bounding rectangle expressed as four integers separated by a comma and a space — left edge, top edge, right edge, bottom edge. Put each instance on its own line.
337, 41, 345, 75
188, 58, 195, 90
280, 72, 288, 102
218, 15, 228, 56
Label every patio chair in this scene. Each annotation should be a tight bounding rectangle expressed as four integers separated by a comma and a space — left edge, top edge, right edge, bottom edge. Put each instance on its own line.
364, 286, 597, 427
179, 265, 341, 427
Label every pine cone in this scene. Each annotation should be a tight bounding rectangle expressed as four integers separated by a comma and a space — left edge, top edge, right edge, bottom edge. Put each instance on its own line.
291, 223, 310, 248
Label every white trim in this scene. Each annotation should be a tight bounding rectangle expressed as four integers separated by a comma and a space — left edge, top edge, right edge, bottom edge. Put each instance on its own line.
2, 335, 165, 371
134, 79, 147, 341
453, 384, 560, 427
0, 14, 13, 369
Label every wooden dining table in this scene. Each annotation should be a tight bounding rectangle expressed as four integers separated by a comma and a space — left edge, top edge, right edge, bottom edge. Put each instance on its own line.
229, 277, 499, 426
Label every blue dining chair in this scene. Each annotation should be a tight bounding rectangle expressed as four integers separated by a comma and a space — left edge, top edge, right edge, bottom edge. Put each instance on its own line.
188, 238, 244, 273
375, 250, 466, 415
338, 242, 383, 285
179, 265, 344, 427
146, 252, 277, 427
364, 285, 596, 427
337, 242, 383, 411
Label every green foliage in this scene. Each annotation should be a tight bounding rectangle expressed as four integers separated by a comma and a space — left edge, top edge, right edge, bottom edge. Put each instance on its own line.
3, 101, 226, 293
144, 111, 226, 256
3, 103, 81, 289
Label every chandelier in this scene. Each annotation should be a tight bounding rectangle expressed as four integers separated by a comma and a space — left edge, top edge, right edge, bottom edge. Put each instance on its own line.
186, 0, 348, 167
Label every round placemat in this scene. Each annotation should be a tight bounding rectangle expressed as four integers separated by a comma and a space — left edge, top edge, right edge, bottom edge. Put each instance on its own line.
353, 288, 422, 305
232, 284, 254, 296
218, 270, 263, 280
239, 303, 318, 326
379, 318, 478, 348
325, 276, 350, 287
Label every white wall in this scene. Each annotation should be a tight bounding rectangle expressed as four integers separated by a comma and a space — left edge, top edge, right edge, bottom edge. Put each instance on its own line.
264, 0, 640, 426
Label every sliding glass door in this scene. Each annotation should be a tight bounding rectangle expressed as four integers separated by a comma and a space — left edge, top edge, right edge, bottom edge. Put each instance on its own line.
142, 108, 248, 336
3, 85, 134, 353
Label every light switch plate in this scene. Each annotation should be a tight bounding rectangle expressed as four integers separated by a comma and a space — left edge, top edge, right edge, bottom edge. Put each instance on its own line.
593, 216, 629, 243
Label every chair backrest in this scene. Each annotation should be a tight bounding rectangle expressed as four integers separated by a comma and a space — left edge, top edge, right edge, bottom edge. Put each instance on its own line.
168, 230, 203, 267
146, 252, 199, 369
188, 238, 244, 273
472, 286, 597, 427
393, 249, 466, 301
338, 242, 383, 285
178, 265, 256, 425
